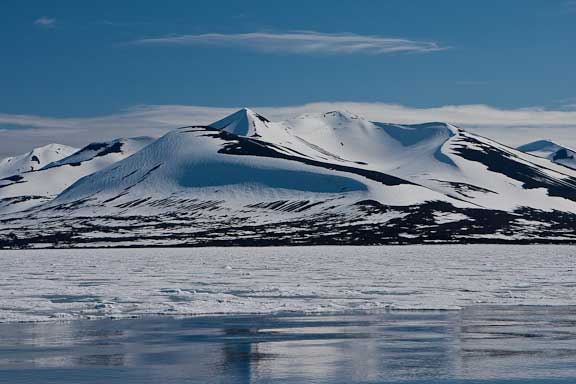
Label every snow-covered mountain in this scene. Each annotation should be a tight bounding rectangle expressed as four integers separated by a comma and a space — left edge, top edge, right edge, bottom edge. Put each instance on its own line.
1, 109, 576, 248
0, 143, 77, 178
0, 137, 154, 214
517, 140, 576, 171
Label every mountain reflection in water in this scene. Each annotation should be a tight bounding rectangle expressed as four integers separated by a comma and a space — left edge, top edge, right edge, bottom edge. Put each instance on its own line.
1, 306, 575, 384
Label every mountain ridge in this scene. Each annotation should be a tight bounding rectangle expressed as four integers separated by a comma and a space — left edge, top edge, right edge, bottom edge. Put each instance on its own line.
1, 108, 576, 248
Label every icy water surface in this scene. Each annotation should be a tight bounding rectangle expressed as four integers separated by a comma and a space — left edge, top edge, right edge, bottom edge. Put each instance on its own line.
1, 306, 576, 383
1, 245, 576, 322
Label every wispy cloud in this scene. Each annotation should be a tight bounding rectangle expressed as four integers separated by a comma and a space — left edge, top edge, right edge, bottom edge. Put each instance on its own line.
2, 102, 576, 157
133, 31, 447, 55
34, 16, 56, 29
566, 0, 576, 12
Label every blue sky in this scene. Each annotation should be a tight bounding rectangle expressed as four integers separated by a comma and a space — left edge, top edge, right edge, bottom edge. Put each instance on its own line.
1, 0, 576, 155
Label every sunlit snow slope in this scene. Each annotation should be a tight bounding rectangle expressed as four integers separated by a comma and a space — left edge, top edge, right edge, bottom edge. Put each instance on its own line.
0, 144, 77, 178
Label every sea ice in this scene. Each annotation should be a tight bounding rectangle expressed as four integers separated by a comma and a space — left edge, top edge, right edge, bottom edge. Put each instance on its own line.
0, 244, 574, 322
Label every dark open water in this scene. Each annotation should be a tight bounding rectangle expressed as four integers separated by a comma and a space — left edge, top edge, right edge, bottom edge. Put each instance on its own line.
1, 306, 575, 383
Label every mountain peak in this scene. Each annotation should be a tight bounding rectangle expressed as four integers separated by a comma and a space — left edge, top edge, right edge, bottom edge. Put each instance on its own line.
322, 110, 360, 121
239, 107, 255, 114
517, 139, 560, 152
30, 143, 69, 152
0, 143, 78, 178
209, 108, 270, 137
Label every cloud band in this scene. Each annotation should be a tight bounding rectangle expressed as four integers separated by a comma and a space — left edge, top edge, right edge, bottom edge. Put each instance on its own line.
2, 102, 576, 157
134, 31, 446, 55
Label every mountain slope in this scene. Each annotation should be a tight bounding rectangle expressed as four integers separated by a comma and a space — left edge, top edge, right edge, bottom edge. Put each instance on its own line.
517, 140, 576, 171
0, 137, 154, 214
276, 112, 576, 212
1, 109, 576, 248
0, 144, 77, 178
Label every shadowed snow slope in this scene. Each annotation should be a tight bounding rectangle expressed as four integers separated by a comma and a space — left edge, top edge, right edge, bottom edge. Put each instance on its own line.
2, 109, 576, 247
0, 144, 77, 178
